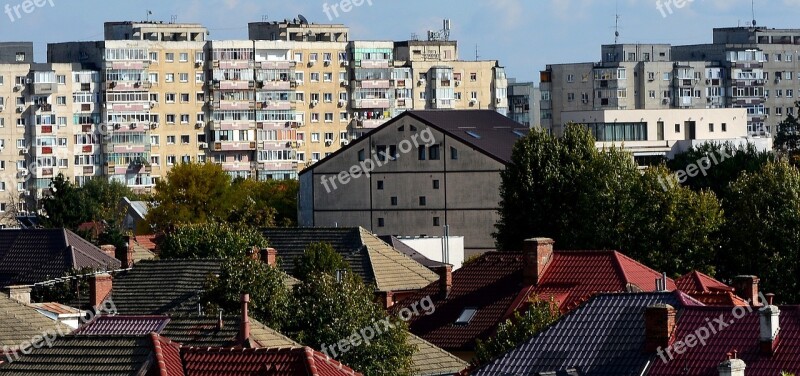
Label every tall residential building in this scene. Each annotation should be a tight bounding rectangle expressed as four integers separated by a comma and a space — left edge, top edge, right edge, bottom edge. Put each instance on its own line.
507, 80, 539, 128
541, 26, 800, 139
29, 18, 508, 199
0, 43, 102, 226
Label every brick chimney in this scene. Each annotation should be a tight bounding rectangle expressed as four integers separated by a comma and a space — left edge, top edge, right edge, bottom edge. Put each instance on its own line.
718, 351, 746, 376
437, 265, 452, 299
100, 245, 116, 259
238, 294, 251, 345
759, 298, 780, 356
644, 304, 676, 352
4, 285, 32, 304
523, 238, 554, 286
89, 273, 113, 308
382, 291, 395, 309
733, 275, 760, 307
260, 248, 278, 267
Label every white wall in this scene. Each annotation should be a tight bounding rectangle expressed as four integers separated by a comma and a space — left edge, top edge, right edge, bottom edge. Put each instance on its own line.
397, 236, 465, 270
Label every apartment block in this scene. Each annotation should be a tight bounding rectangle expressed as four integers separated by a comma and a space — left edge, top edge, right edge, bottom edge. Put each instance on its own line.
0, 42, 105, 226
507, 80, 539, 128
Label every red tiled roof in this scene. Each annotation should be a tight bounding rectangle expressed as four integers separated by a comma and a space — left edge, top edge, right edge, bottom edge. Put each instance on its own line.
688, 291, 749, 306
152, 333, 185, 376
647, 305, 800, 376
676, 271, 734, 292
132, 235, 158, 253
180, 347, 362, 376
30, 302, 82, 315
395, 249, 680, 351
74, 315, 171, 336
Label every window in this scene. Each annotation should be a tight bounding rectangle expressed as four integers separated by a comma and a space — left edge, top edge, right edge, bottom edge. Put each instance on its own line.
56, 96, 66, 105
377, 180, 384, 190
179, 53, 188, 62
324, 93, 333, 102
433, 180, 440, 189
455, 308, 478, 325
311, 73, 320, 82
166, 114, 176, 124
165, 73, 174, 83
418, 146, 426, 160
433, 217, 440, 226
391, 197, 398, 206
181, 114, 190, 124
15, 52, 25, 62
165, 53, 174, 62
378, 218, 385, 227
181, 93, 190, 102
150, 135, 160, 145
181, 135, 190, 144
167, 155, 176, 165
419, 196, 427, 206
166, 93, 176, 103
167, 136, 176, 144
675, 124, 681, 133
56, 75, 66, 84
151, 156, 160, 166
312, 152, 321, 161
567, 74, 575, 83
376, 145, 387, 162
649, 90, 656, 98
179, 73, 189, 82
722, 123, 727, 132
358, 149, 366, 162
470, 73, 477, 81
323, 73, 332, 82
657, 121, 665, 141
429, 144, 440, 160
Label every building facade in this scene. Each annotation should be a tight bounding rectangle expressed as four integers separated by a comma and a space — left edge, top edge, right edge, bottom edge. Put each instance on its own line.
298, 110, 528, 256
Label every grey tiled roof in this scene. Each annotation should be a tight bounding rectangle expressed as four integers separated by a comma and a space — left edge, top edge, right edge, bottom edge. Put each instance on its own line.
0, 335, 153, 375
263, 227, 438, 292
110, 259, 221, 315
408, 333, 468, 376
0, 295, 73, 350
0, 229, 121, 287
471, 292, 686, 376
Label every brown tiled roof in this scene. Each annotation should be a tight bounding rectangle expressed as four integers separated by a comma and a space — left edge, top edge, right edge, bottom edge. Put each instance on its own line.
263, 227, 438, 292
0, 229, 121, 287
675, 270, 734, 292
408, 333, 468, 376
0, 295, 73, 351
128, 235, 157, 263
29, 302, 82, 316
179, 346, 362, 376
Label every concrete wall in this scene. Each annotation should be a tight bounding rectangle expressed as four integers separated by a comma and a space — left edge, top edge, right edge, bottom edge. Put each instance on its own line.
397, 236, 465, 270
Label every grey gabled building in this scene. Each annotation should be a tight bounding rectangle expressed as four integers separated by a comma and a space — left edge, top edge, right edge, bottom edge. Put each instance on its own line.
298, 110, 528, 256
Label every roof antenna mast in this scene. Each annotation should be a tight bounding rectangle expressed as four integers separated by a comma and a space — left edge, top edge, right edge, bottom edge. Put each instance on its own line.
614, 1, 621, 44
751, 0, 757, 27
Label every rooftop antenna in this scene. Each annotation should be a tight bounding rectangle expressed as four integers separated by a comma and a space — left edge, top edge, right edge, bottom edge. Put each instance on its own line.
261, 15, 269, 22
146, 10, 152, 22
475, 44, 480, 61
298, 14, 309, 25
614, 0, 621, 44
751, 0, 757, 27
170, 15, 177, 24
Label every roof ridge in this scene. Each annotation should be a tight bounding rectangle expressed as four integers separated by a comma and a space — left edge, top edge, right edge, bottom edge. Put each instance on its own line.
359, 228, 438, 291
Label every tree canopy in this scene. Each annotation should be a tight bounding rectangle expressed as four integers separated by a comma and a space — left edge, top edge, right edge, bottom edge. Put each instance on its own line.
474, 297, 559, 365
157, 222, 269, 260
293, 242, 350, 281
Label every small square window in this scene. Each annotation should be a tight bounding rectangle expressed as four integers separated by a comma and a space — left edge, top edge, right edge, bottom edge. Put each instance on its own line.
391, 197, 398, 206
433, 180, 440, 189
377, 180, 384, 190
378, 218, 385, 227
419, 196, 427, 206
433, 217, 440, 227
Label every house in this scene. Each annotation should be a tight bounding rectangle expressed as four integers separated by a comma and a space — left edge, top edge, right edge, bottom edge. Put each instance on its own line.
262, 227, 439, 307
298, 110, 530, 256
0, 229, 121, 288
468, 291, 702, 375
119, 197, 150, 235
393, 237, 735, 361
471, 291, 800, 376
676, 270, 749, 306
0, 294, 73, 363
126, 234, 157, 266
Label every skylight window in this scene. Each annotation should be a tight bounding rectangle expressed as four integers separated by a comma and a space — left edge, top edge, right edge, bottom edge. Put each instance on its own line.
455, 307, 478, 325
465, 131, 482, 139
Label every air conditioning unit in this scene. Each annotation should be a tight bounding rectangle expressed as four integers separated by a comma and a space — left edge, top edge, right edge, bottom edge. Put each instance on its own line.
308, 60, 316, 67
150, 101, 157, 108
199, 142, 208, 149
0, 105, 4, 112
469, 98, 478, 104
150, 122, 159, 129
341, 140, 350, 146
705, 79, 711, 84
296, 140, 305, 147
662, 98, 671, 105
338, 99, 346, 106
13, 84, 23, 91
294, 79, 303, 86
311, 100, 319, 107
24, 78, 31, 84
430, 99, 437, 104
455, 80, 461, 86
195, 121, 204, 129
16, 105, 24, 113
496, 98, 502, 104
129, 123, 137, 129
323, 60, 331, 66
418, 79, 425, 86
113, 123, 122, 130
195, 60, 203, 67
207, 80, 215, 87
325, 140, 333, 146
340, 80, 349, 86
341, 61, 349, 67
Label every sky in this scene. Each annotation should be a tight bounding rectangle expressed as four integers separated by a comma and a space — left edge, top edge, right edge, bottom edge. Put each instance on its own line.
1, 0, 799, 82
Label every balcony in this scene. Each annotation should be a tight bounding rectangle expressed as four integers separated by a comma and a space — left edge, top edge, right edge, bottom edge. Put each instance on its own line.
108, 102, 149, 112
352, 98, 391, 109
256, 101, 294, 111
80, 145, 95, 154
39, 146, 54, 155
111, 122, 150, 133
80, 166, 95, 175
214, 141, 257, 151
106, 81, 151, 91
221, 162, 253, 172
352, 118, 387, 129
213, 60, 253, 70
215, 101, 254, 111
30, 83, 56, 95
361, 60, 390, 69
212, 121, 255, 131
360, 80, 391, 89
216, 81, 255, 90
113, 144, 149, 154
39, 168, 54, 178
259, 80, 292, 91
110, 61, 149, 70
35, 103, 53, 113
39, 125, 54, 134
259, 61, 296, 70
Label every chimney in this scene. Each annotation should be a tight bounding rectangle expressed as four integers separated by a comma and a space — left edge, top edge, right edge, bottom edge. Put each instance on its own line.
759, 297, 780, 355
437, 265, 452, 299
733, 275, 760, 307
4, 285, 32, 304
644, 304, 676, 352
523, 238, 554, 286
100, 245, 116, 259
89, 273, 113, 308
122, 238, 135, 268
718, 351, 746, 376
260, 248, 278, 267
238, 294, 251, 345
217, 310, 224, 330
382, 291, 395, 309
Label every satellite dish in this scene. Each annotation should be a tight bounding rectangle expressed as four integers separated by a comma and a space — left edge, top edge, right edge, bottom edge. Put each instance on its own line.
298, 14, 309, 24
752, 19, 757, 27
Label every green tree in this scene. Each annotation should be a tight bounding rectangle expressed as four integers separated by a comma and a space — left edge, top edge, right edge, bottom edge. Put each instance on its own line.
157, 222, 268, 260
474, 297, 559, 365
293, 242, 349, 281
81, 178, 142, 223
494, 124, 724, 277
39, 174, 93, 229
231, 178, 299, 227
288, 273, 414, 376
145, 163, 235, 233
775, 101, 800, 164
203, 256, 291, 330
722, 162, 800, 303
666, 142, 773, 199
